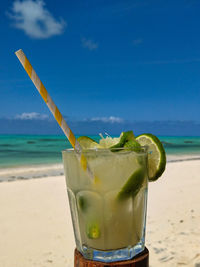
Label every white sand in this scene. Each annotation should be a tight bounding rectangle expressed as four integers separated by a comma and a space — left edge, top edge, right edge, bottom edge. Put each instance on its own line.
0, 160, 200, 267
147, 160, 200, 266
0, 163, 64, 182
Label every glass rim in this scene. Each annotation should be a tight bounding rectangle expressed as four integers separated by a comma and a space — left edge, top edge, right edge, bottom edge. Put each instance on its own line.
62, 146, 148, 155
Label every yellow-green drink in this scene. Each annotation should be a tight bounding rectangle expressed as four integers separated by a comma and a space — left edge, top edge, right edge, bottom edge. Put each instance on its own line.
62, 147, 148, 262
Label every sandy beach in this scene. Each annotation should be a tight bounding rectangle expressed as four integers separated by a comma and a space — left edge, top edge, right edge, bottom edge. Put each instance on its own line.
0, 160, 200, 267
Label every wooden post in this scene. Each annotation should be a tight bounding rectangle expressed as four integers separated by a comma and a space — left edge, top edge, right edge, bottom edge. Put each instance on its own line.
74, 248, 149, 267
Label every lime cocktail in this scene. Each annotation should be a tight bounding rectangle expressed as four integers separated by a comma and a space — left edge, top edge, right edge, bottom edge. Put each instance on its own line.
62, 146, 148, 262
15, 49, 166, 263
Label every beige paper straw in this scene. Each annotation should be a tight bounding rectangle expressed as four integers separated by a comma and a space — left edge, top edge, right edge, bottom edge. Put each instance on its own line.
15, 49, 96, 181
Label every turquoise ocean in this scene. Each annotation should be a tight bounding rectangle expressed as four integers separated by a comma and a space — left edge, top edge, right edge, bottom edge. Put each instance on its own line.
0, 135, 200, 182
1, 135, 200, 168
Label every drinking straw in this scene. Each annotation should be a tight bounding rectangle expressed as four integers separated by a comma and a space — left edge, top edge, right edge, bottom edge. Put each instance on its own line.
15, 49, 96, 182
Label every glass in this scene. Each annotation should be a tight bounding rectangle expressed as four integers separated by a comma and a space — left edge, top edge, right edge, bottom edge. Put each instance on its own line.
62, 147, 148, 263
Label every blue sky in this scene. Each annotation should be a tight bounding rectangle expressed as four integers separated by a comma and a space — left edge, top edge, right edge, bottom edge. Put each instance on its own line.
1, 0, 200, 134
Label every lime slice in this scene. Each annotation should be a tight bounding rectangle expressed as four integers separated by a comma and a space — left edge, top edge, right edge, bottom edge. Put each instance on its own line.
117, 168, 145, 200
136, 134, 166, 181
78, 134, 122, 149
78, 131, 139, 151
77, 136, 100, 149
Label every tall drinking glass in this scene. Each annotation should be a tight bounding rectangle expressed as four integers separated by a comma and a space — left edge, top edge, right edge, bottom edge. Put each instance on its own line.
62, 147, 148, 263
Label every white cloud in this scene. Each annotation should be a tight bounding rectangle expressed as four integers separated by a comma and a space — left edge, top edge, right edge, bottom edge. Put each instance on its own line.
90, 116, 124, 123
81, 37, 98, 50
8, 0, 66, 39
15, 112, 49, 120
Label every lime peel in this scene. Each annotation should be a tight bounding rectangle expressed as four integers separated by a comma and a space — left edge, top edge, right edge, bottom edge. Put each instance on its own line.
77, 136, 100, 149
136, 133, 166, 181
117, 168, 145, 201
86, 222, 101, 239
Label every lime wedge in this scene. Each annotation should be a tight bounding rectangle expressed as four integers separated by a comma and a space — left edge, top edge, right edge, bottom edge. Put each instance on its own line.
124, 140, 142, 152
86, 222, 101, 239
110, 131, 135, 151
77, 136, 100, 149
117, 168, 145, 200
77, 195, 88, 212
136, 134, 166, 181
